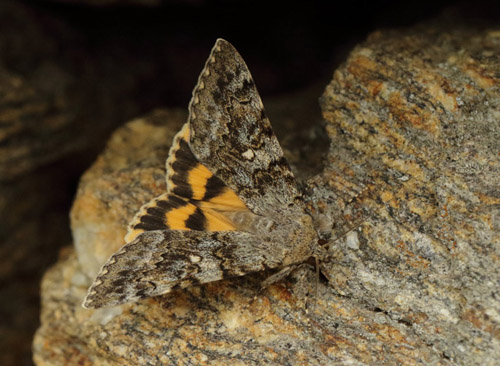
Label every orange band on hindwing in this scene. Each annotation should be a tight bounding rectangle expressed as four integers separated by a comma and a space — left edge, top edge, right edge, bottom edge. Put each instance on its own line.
126, 123, 250, 242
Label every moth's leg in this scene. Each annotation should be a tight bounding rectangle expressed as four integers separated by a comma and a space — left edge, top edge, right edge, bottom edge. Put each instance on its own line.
261, 265, 297, 288
283, 262, 319, 314
291, 254, 326, 313
261, 263, 320, 315
261, 260, 317, 289
290, 262, 316, 312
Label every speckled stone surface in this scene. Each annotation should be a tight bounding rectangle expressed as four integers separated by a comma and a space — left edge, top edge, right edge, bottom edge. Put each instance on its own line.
34, 25, 499, 366
316, 25, 500, 364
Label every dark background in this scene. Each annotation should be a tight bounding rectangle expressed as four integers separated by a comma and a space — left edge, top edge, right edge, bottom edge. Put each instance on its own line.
0, 0, 498, 365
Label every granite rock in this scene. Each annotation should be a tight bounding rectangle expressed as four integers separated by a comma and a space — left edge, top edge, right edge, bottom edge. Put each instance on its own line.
317, 25, 500, 365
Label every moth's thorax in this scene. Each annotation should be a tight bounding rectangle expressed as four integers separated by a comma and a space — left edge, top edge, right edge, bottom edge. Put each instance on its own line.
225, 208, 316, 266
247, 208, 317, 265
279, 212, 317, 266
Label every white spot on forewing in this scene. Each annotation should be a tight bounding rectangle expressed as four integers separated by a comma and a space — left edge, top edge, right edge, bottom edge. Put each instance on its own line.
190, 255, 201, 263
242, 149, 255, 160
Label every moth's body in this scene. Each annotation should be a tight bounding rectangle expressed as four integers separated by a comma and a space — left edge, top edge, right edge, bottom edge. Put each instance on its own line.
226, 208, 317, 269
84, 39, 319, 309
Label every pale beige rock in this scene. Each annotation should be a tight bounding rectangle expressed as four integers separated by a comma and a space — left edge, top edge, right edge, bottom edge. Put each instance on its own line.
70, 109, 185, 278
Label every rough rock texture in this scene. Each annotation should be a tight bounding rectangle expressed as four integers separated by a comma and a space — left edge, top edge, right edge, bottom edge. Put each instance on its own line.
316, 25, 500, 364
0, 2, 86, 364
34, 24, 499, 366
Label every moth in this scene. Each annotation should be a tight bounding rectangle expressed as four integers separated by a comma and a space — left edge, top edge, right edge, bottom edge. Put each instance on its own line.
83, 39, 319, 309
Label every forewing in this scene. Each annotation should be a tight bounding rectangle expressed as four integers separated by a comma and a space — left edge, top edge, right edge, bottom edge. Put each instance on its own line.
83, 230, 282, 308
188, 39, 300, 215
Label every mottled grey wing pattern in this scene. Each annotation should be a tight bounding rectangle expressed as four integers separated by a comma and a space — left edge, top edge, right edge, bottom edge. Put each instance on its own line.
83, 230, 282, 309
188, 39, 300, 215
83, 39, 318, 309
